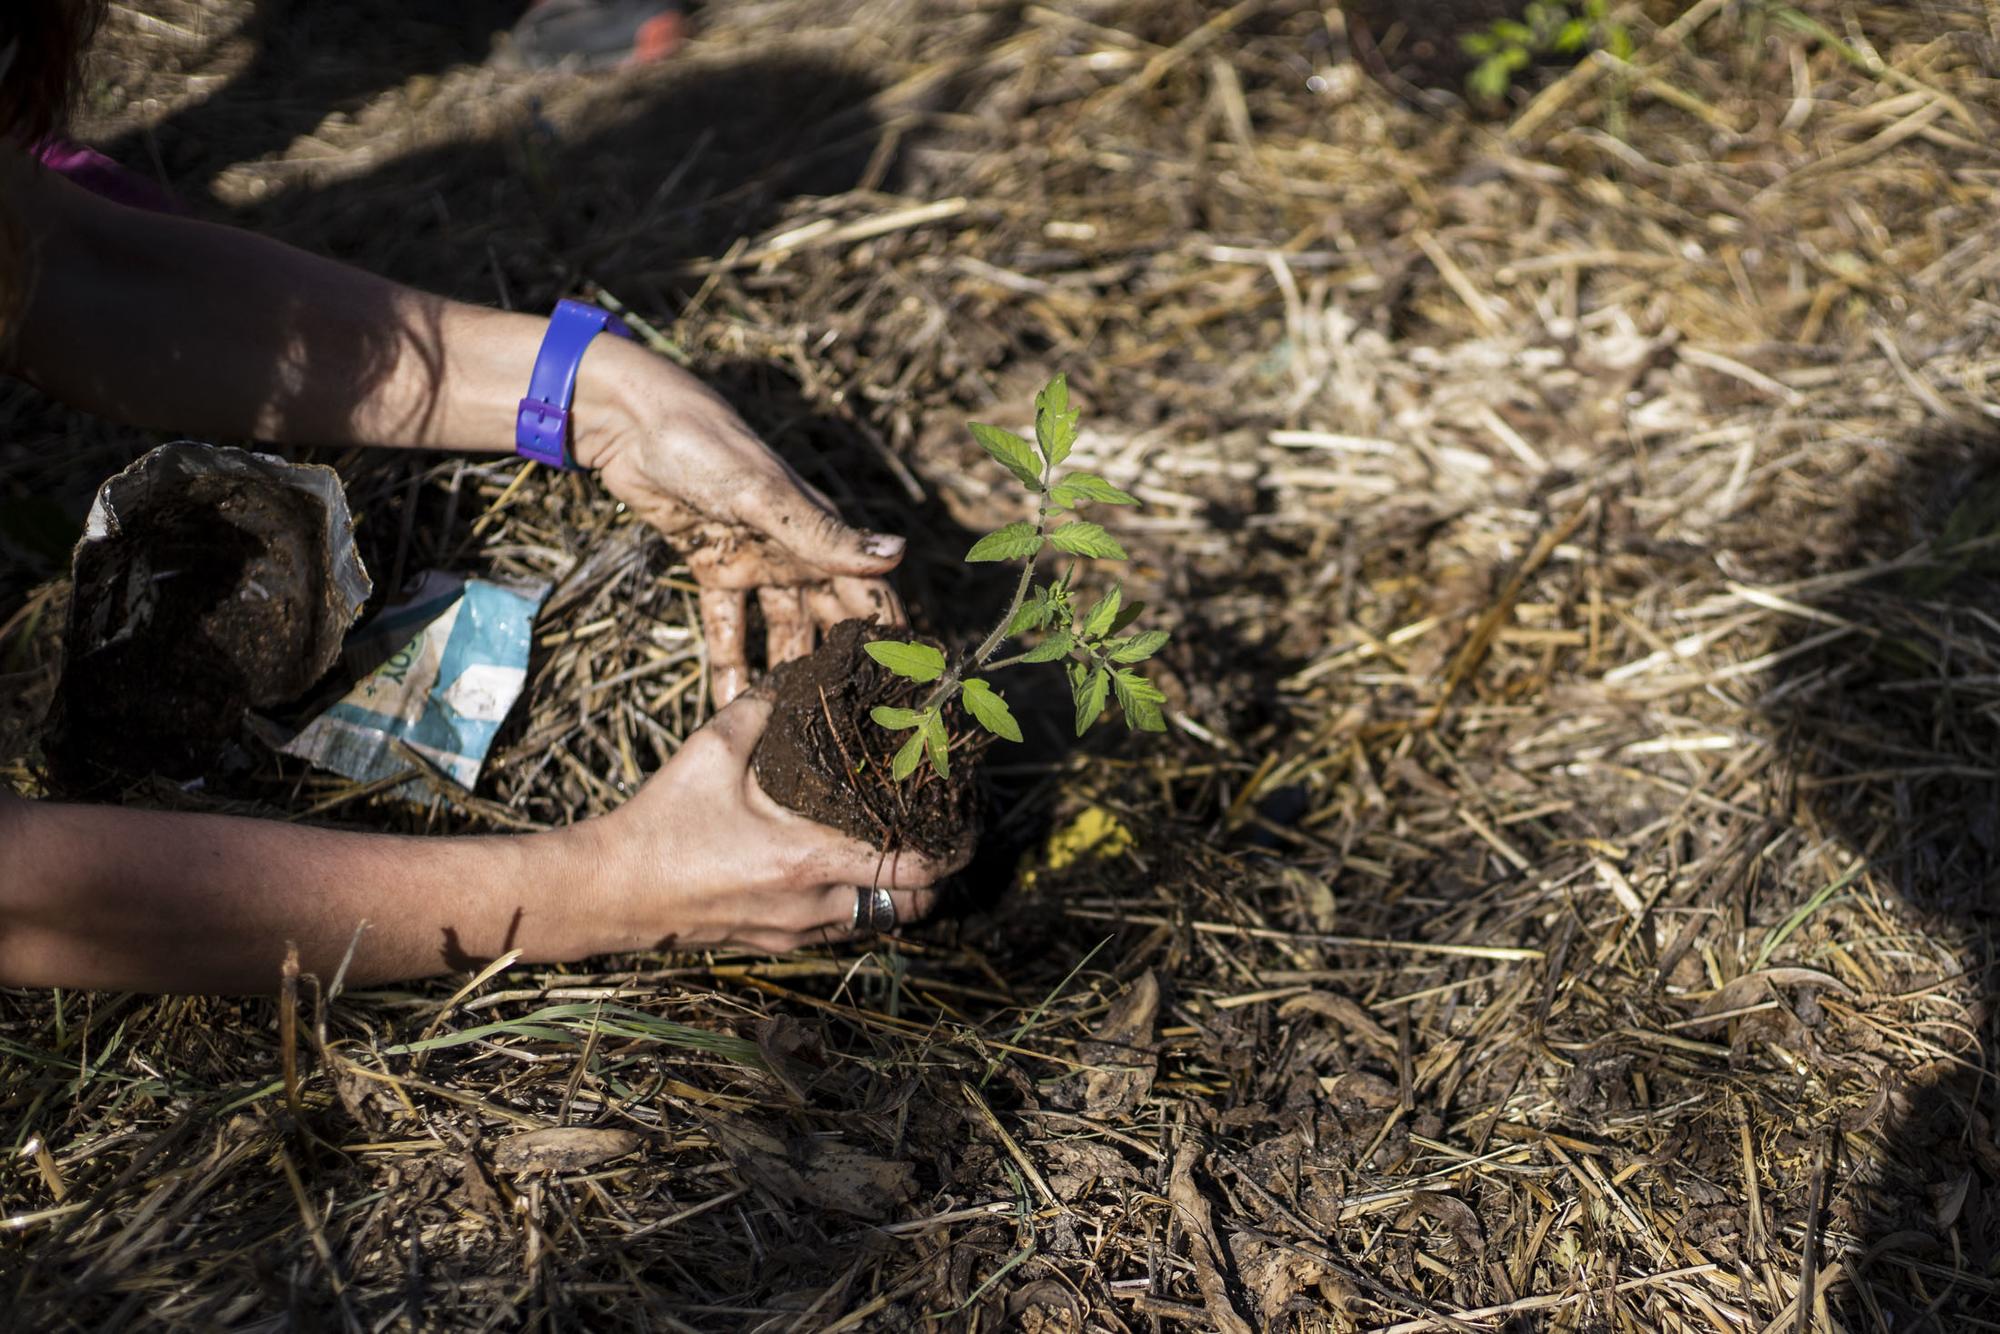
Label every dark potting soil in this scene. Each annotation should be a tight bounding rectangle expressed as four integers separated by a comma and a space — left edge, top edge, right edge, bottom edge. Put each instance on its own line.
752, 618, 981, 867
49, 472, 334, 786
1342, 0, 1531, 90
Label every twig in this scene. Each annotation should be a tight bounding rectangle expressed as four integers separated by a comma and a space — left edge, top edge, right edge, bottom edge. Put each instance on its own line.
818, 684, 891, 839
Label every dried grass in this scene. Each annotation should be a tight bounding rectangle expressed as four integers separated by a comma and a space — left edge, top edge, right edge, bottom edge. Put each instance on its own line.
5, 0, 2000, 1328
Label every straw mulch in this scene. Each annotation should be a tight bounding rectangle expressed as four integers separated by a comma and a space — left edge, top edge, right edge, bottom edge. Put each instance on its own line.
6, 1, 2000, 1328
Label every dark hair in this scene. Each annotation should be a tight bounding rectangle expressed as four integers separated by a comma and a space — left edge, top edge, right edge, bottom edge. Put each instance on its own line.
1, 1, 104, 343
1, 0, 104, 148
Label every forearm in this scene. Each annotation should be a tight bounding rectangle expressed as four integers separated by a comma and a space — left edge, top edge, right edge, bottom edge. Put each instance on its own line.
1, 147, 641, 458
0, 793, 616, 993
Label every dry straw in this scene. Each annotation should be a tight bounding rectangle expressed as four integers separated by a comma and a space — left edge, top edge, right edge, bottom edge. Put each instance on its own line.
4, 0, 2000, 1328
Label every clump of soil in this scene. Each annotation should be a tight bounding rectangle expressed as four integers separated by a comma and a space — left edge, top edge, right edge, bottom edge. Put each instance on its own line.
1342, 0, 1532, 91
752, 618, 981, 866
49, 472, 337, 787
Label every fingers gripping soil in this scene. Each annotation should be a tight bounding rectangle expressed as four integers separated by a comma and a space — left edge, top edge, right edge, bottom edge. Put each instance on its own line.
832, 575, 906, 627
814, 883, 938, 934
806, 586, 851, 634
698, 587, 751, 705
698, 691, 772, 759
823, 839, 953, 893
757, 587, 814, 663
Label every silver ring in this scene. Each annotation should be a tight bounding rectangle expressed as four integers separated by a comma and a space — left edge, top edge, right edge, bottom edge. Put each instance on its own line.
850, 885, 897, 933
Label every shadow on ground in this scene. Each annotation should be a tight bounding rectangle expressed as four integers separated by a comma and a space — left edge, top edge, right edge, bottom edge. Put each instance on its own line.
1768, 428, 2000, 1326
11, 1, 916, 609
20, 0, 940, 740
100, 0, 536, 202
91, 7, 907, 445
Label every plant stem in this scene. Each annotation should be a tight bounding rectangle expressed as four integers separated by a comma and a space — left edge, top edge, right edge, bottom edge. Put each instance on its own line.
969, 558, 1040, 672
918, 496, 1049, 714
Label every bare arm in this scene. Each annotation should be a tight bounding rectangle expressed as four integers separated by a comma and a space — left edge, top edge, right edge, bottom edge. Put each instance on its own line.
0, 792, 600, 992
0, 695, 943, 995
1, 144, 553, 454
0, 154, 949, 994
0, 145, 906, 703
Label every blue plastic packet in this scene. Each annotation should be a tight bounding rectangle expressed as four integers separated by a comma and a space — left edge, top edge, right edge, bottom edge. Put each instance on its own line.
284, 572, 550, 798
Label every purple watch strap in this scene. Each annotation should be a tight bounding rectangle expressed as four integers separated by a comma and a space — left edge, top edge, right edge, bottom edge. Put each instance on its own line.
515, 299, 632, 469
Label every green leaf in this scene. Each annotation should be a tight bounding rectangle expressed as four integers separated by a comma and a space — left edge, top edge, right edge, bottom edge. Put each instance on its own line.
1109, 630, 1170, 663
1007, 590, 1053, 636
1461, 30, 1498, 55
1553, 18, 1590, 52
1021, 631, 1075, 664
1082, 585, 1122, 639
1112, 669, 1168, 733
1049, 470, 1139, 508
923, 713, 950, 778
1470, 55, 1512, 100
1034, 375, 1078, 468
1044, 582, 1076, 632
969, 423, 1043, 491
891, 730, 925, 781
1494, 19, 1534, 44
870, 706, 925, 730
1073, 665, 1110, 736
1111, 669, 1165, 707
864, 640, 946, 683
1047, 522, 1126, 560
966, 521, 1044, 563
1607, 22, 1633, 60
960, 678, 1022, 743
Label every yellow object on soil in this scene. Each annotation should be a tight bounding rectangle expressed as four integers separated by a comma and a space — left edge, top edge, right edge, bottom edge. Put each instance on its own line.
1043, 806, 1136, 871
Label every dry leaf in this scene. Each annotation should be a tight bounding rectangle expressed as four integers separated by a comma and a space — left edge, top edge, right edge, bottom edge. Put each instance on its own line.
756, 1014, 825, 1104
1323, 1071, 1400, 1112
1240, 1243, 1329, 1326
706, 1120, 916, 1219
1932, 1171, 1972, 1230
1045, 1138, 1142, 1200
493, 1127, 643, 1174
1169, 1144, 1254, 1334
1693, 967, 1857, 1022
1079, 971, 1161, 1118
1278, 991, 1396, 1051
1006, 1278, 1082, 1333
1395, 1190, 1485, 1257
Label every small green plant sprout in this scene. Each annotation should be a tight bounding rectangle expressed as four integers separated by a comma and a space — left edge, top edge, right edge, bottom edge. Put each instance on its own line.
863, 375, 1171, 781
1461, 0, 1633, 103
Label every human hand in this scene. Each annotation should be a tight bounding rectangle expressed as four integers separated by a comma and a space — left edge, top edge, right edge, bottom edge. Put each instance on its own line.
576, 344, 908, 706
580, 691, 956, 954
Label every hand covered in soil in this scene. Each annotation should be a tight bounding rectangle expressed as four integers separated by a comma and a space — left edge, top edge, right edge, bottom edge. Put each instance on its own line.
576, 346, 908, 706
583, 691, 957, 952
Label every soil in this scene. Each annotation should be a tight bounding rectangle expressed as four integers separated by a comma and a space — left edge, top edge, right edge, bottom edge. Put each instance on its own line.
751, 618, 981, 866
1341, 0, 1532, 90
49, 472, 333, 786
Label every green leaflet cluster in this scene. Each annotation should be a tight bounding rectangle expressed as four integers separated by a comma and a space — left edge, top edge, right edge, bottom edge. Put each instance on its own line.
864, 375, 1172, 781
1462, 0, 1633, 103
